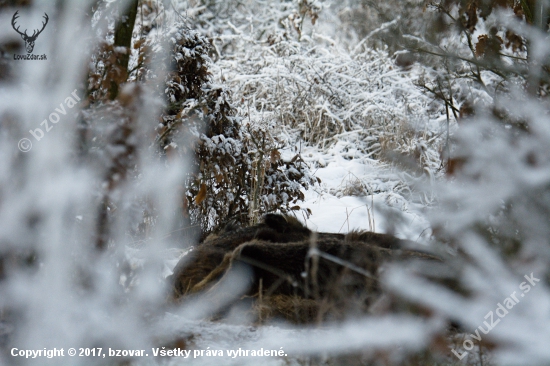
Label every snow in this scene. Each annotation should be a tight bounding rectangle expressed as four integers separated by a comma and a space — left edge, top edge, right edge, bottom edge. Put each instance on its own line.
150, 314, 442, 366
289, 141, 431, 241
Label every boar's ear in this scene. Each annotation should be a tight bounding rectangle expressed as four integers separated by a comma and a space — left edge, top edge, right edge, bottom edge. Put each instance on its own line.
263, 214, 289, 231
263, 213, 309, 233
284, 215, 308, 231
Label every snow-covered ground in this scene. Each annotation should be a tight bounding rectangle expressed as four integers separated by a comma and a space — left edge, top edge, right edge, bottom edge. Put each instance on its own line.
143, 313, 442, 366
298, 145, 431, 241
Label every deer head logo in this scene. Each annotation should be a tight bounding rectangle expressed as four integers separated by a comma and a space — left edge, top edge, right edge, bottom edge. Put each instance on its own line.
11, 11, 49, 54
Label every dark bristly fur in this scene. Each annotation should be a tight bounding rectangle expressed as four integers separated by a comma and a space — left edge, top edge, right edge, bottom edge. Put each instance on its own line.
168, 214, 440, 323
345, 230, 403, 249
168, 214, 313, 299
190, 238, 384, 322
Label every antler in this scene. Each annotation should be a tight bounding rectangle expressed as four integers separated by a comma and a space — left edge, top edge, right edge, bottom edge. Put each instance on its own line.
11, 10, 27, 37
28, 13, 49, 40
11, 11, 49, 40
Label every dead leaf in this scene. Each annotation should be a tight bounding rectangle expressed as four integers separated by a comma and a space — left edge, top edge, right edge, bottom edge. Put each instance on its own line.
194, 183, 207, 205
270, 149, 281, 164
